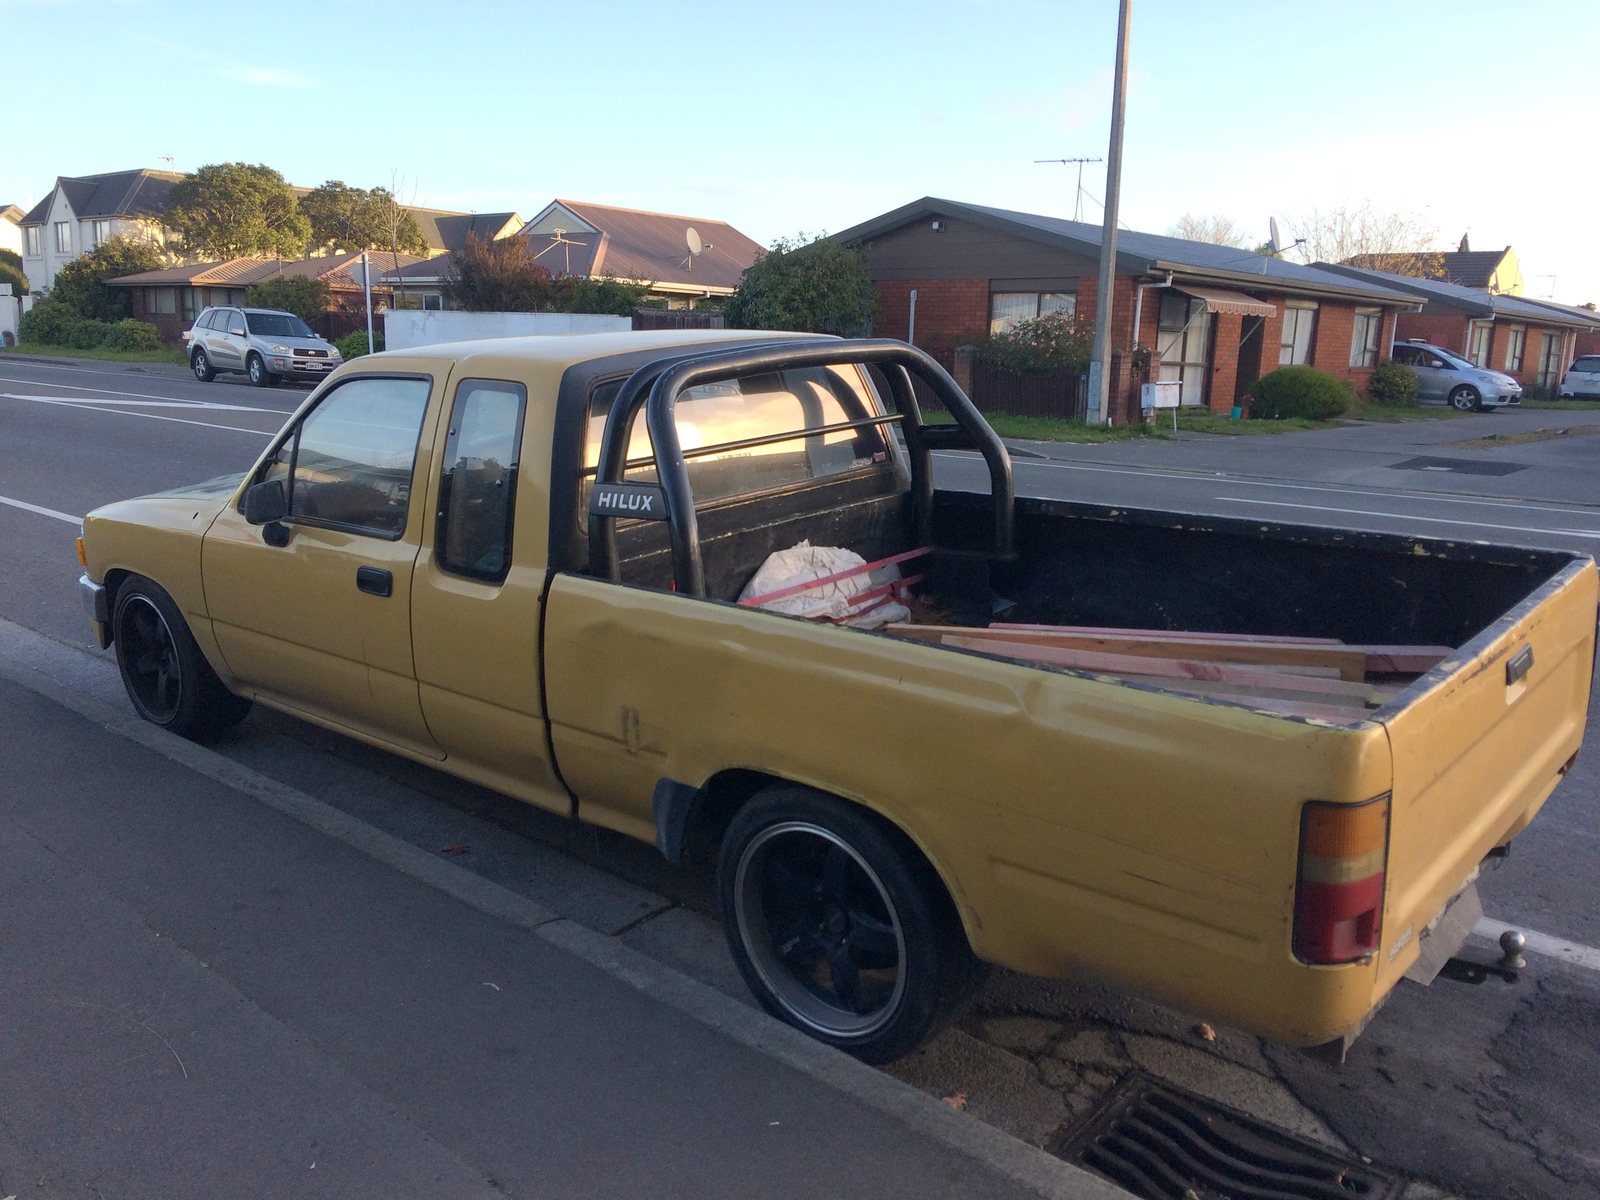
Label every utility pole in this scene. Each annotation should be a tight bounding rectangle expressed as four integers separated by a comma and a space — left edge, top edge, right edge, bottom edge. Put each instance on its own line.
1034, 156, 1102, 222
1086, 0, 1132, 426
361, 250, 374, 353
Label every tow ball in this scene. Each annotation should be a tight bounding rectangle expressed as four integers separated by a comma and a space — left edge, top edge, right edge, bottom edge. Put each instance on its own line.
1440, 929, 1527, 985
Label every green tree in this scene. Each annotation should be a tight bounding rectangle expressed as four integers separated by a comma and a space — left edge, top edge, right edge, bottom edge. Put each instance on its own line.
301, 181, 427, 256
245, 276, 330, 320
444, 234, 557, 312
48, 236, 164, 320
165, 163, 310, 259
561, 275, 653, 316
724, 234, 878, 336
0, 248, 27, 296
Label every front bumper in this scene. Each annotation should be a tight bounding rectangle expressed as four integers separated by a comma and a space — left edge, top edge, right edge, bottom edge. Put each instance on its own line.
268, 355, 340, 378
79, 574, 112, 648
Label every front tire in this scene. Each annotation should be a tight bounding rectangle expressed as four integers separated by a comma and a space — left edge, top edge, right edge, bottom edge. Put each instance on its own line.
1448, 385, 1481, 412
718, 785, 985, 1063
113, 575, 252, 741
247, 353, 272, 388
191, 347, 216, 382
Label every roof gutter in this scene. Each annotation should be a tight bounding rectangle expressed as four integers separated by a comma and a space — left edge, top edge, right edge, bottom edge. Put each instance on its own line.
1151, 262, 1422, 309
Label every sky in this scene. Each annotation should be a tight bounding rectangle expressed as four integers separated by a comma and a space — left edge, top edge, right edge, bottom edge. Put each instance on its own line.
6, 0, 1598, 303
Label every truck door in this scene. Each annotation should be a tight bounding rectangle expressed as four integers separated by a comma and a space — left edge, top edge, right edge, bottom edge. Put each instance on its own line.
203, 369, 444, 757
409, 375, 571, 814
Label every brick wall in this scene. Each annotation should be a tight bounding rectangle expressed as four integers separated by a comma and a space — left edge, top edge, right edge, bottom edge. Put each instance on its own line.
1206, 312, 1244, 413
128, 288, 188, 345
874, 279, 988, 347
1393, 312, 1468, 356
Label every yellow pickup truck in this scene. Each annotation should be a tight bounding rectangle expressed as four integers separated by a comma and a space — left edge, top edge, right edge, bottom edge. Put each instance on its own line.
77, 330, 1595, 1063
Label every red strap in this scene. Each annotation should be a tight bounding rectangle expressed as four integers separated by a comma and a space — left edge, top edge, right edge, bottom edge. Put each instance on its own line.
739, 546, 932, 608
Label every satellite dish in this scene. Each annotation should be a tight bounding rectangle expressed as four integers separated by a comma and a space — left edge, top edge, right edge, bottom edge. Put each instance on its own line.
686, 227, 703, 257
1268, 217, 1281, 256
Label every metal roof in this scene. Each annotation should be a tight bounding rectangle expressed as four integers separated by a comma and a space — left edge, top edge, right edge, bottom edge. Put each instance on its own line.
515, 199, 764, 293
108, 250, 424, 290
1315, 263, 1600, 329
834, 197, 1422, 305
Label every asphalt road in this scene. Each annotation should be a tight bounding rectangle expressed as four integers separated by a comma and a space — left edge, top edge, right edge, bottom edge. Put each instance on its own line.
2, 353, 1598, 1198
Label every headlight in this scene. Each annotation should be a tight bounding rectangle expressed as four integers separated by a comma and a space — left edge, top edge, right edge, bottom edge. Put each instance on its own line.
270, 343, 291, 353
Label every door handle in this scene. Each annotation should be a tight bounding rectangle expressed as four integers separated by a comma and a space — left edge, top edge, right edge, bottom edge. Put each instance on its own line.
356, 566, 393, 597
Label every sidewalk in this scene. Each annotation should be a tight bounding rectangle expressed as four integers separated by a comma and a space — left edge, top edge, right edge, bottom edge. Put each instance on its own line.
0, 664, 1126, 1200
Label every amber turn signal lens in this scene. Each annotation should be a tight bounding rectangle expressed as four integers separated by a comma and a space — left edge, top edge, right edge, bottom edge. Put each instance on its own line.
76, 536, 88, 567
1293, 795, 1391, 965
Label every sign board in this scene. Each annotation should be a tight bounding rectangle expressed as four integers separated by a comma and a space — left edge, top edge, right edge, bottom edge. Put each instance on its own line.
588, 481, 669, 521
1141, 381, 1182, 409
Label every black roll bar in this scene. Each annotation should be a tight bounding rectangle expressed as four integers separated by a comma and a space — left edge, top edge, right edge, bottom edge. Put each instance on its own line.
589, 338, 1014, 597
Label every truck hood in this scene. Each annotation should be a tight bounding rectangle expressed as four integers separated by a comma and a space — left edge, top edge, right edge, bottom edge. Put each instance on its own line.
86, 471, 248, 528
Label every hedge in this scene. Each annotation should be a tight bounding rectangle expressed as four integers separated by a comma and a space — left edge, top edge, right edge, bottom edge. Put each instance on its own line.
18, 301, 164, 353
1247, 366, 1351, 420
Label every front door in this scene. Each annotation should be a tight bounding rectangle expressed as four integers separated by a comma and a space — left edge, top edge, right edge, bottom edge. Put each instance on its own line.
203, 370, 444, 756
207, 308, 247, 369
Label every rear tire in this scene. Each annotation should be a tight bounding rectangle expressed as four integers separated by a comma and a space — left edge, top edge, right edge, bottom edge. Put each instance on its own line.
113, 575, 252, 741
718, 784, 986, 1063
191, 347, 216, 383
1448, 385, 1481, 412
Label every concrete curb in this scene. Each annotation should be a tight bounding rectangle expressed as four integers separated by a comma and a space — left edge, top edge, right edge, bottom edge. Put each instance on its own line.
0, 351, 191, 376
0, 632, 1133, 1200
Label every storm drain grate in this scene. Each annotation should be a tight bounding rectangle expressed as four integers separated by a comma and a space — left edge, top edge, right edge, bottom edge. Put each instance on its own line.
1056, 1073, 1405, 1200
1387, 455, 1527, 476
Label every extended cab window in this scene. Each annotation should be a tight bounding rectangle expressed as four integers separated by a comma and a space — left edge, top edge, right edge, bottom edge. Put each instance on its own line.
583, 365, 891, 506
436, 379, 526, 583
259, 375, 431, 538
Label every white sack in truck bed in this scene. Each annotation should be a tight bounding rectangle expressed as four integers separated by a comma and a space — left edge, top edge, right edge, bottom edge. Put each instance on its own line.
737, 541, 918, 629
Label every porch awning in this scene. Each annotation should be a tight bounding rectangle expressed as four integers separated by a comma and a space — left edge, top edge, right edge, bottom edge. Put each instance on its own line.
1177, 286, 1277, 318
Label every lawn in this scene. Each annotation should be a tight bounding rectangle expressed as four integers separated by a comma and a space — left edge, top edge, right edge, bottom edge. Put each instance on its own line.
920, 409, 1163, 443
1521, 397, 1600, 411
923, 399, 1471, 442
1, 341, 187, 366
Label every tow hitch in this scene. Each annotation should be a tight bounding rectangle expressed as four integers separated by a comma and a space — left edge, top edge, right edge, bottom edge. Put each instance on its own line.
1440, 929, 1527, 985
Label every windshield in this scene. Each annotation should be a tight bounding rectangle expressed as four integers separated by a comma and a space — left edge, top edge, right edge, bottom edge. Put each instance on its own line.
1432, 347, 1478, 371
246, 312, 315, 339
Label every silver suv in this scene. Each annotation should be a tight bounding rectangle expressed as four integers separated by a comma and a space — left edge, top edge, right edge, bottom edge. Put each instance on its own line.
1389, 340, 1522, 411
184, 306, 343, 387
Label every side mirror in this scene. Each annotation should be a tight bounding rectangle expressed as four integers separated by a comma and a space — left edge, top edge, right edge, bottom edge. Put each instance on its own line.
242, 478, 287, 525
231, 327, 247, 337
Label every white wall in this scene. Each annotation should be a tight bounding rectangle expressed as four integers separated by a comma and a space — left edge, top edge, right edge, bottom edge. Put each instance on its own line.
384, 309, 630, 350
0, 215, 20, 257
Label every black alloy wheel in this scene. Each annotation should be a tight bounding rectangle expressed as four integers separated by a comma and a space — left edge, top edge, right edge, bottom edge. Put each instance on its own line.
1448, 385, 1481, 411
191, 347, 216, 382
719, 785, 985, 1063
112, 576, 252, 741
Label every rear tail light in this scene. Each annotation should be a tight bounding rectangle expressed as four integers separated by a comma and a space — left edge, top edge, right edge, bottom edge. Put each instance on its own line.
1293, 795, 1390, 964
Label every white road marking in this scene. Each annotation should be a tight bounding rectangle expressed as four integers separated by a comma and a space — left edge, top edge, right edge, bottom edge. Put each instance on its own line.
0, 494, 82, 525
2, 392, 285, 414
1, 396, 273, 437
1477, 917, 1600, 974
1213, 496, 1600, 540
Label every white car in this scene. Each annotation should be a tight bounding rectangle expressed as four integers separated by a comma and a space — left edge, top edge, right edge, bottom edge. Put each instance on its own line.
1558, 355, 1600, 399
1390, 341, 1522, 411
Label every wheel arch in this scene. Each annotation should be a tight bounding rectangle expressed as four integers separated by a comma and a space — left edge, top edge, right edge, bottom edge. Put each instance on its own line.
656, 767, 982, 955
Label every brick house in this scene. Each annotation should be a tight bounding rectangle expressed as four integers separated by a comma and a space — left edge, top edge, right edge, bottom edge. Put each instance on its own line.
109, 250, 423, 343
834, 198, 1419, 417
1317, 264, 1600, 392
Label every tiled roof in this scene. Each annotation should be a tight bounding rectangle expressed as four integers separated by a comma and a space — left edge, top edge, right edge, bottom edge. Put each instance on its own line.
21, 169, 184, 226
1344, 248, 1515, 291
516, 199, 763, 292
1315, 263, 1600, 329
108, 250, 424, 290
835, 197, 1422, 305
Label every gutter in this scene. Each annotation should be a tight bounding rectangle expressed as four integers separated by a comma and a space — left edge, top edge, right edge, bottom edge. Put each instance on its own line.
1149, 262, 1420, 308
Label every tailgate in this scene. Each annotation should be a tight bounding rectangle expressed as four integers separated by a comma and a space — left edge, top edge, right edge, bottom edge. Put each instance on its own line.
1376, 557, 1597, 988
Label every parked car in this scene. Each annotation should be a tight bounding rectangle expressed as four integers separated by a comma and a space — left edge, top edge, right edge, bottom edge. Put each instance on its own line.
182, 306, 342, 387
77, 331, 1594, 1063
1558, 355, 1600, 399
1390, 340, 1522, 410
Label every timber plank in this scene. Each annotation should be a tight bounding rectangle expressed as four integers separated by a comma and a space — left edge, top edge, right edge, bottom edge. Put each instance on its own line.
988, 623, 1343, 646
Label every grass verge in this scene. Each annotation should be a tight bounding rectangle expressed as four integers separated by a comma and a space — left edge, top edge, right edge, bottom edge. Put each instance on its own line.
921, 409, 1164, 442
0, 341, 187, 366
1521, 398, 1600, 411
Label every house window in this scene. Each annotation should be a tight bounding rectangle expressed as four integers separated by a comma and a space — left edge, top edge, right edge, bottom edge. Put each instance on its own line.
989, 291, 1076, 335
1156, 292, 1212, 406
146, 287, 176, 316
54, 222, 71, 254
1537, 332, 1565, 387
1349, 309, 1382, 369
24, 226, 41, 257
1468, 322, 1492, 368
91, 219, 112, 246
1504, 326, 1526, 372
1279, 305, 1316, 365
422, 293, 443, 311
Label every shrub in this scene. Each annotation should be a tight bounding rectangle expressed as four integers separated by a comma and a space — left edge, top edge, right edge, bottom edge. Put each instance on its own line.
48, 236, 164, 320
724, 233, 878, 336
19, 300, 80, 345
67, 318, 115, 349
1366, 358, 1418, 406
1247, 366, 1350, 420
977, 311, 1093, 375
102, 319, 165, 352
246, 276, 330, 320
335, 329, 384, 359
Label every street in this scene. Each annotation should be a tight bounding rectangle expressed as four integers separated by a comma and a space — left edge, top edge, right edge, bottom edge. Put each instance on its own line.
3, 353, 1598, 1199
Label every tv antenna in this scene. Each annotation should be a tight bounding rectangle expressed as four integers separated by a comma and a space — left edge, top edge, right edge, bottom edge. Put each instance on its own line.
682, 226, 712, 271
531, 227, 588, 274
158, 154, 175, 169
1036, 156, 1102, 221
